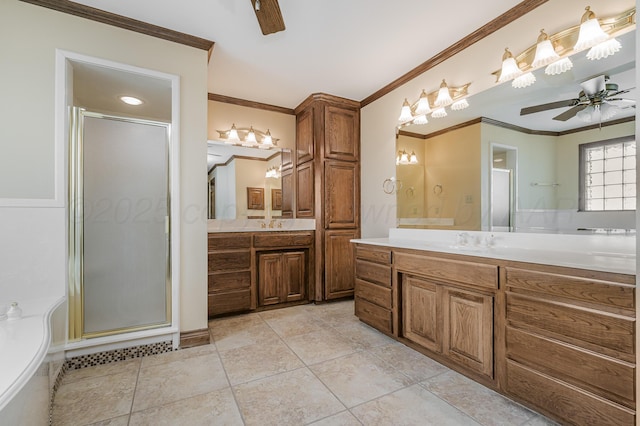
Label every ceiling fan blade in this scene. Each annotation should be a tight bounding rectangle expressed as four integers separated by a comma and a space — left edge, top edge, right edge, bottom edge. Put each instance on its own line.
553, 105, 588, 121
520, 99, 578, 116
251, 0, 285, 35
580, 75, 606, 96
608, 88, 635, 97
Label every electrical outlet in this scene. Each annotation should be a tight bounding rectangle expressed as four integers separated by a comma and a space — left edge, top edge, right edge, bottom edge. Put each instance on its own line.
465, 195, 473, 203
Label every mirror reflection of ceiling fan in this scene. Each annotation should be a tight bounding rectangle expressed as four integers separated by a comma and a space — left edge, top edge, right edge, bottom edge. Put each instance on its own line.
520, 75, 635, 123
250, 0, 285, 35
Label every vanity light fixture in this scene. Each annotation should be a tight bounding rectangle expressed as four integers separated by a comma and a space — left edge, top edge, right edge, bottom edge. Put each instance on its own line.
261, 129, 274, 148
227, 123, 240, 144
265, 165, 281, 179
243, 126, 258, 146
497, 48, 522, 83
531, 30, 559, 68
396, 150, 418, 165
574, 6, 622, 60
434, 80, 453, 107
216, 125, 279, 148
398, 98, 414, 123
120, 95, 143, 106
415, 90, 432, 115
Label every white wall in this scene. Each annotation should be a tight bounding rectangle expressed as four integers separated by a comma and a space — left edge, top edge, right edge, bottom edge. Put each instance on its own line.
0, 0, 208, 333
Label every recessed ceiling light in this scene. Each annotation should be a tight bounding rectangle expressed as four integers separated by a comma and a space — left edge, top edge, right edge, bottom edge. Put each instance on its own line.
120, 96, 143, 106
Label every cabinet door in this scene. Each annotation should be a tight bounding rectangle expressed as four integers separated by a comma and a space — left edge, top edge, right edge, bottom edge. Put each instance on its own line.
296, 161, 314, 218
324, 160, 359, 229
296, 107, 314, 165
283, 251, 306, 302
324, 229, 358, 299
281, 168, 293, 218
258, 253, 282, 306
402, 275, 441, 353
324, 105, 359, 161
443, 287, 493, 378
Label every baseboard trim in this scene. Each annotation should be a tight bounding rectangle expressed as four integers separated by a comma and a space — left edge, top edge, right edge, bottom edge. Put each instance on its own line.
179, 328, 211, 349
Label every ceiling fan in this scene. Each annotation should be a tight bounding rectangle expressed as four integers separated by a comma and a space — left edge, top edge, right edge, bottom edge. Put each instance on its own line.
520, 75, 635, 122
250, 0, 285, 35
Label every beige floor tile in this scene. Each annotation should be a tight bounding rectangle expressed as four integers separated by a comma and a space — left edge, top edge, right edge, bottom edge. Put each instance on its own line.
87, 415, 130, 425
259, 304, 310, 319
63, 358, 141, 384
524, 415, 561, 426
132, 352, 229, 412
53, 371, 137, 425
351, 384, 481, 426
421, 370, 536, 426
262, 312, 327, 338
315, 311, 361, 328
129, 388, 243, 426
309, 410, 363, 425
284, 328, 363, 365
211, 320, 280, 352
219, 338, 304, 385
332, 321, 395, 349
141, 344, 217, 368
234, 368, 344, 426
369, 342, 448, 383
310, 351, 413, 408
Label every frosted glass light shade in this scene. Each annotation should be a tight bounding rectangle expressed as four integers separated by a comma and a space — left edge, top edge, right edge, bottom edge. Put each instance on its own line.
413, 114, 429, 125
434, 80, 452, 107
586, 38, 621, 60
532, 39, 559, 68
431, 107, 447, 118
512, 72, 536, 89
399, 151, 409, 164
409, 151, 418, 164
398, 98, 413, 123
545, 57, 573, 75
261, 129, 274, 147
227, 124, 240, 143
451, 98, 469, 111
246, 126, 257, 144
574, 8, 609, 52
498, 49, 522, 82
415, 90, 432, 115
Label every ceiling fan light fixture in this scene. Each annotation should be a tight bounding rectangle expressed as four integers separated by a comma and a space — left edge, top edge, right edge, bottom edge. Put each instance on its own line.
512, 72, 536, 89
544, 57, 573, 76
413, 114, 429, 125
451, 98, 469, 111
531, 30, 560, 68
434, 80, 453, 107
574, 6, 609, 51
398, 98, 414, 123
586, 38, 622, 60
498, 48, 522, 83
415, 90, 432, 115
431, 107, 447, 119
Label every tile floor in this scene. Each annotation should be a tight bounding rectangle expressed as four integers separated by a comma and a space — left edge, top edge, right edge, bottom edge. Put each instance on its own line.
52, 300, 558, 426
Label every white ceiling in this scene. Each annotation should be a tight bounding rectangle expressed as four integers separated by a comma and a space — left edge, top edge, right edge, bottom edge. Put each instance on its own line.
69, 0, 525, 109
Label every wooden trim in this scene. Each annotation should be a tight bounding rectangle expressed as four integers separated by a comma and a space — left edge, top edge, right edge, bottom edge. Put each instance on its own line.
210, 154, 269, 173
558, 116, 636, 136
208, 93, 295, 115
360, 0, 550, 107
295, 93, 361, 115
19, 0, 214, 52
422, 118, 483, 140
179, 328, 211, 348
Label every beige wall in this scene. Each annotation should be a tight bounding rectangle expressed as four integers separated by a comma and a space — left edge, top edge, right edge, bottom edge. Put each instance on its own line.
1, 0, 208, 332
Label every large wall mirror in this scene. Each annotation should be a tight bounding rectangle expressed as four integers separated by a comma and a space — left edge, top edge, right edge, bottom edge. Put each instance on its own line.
207, 142, 291, 220
396, 25, 635, 234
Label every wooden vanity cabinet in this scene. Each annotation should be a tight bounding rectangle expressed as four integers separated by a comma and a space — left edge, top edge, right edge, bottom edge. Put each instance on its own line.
208, 231, 314, 317
397, 251, 496, 380
295, 93, 360, 302
354, 245, 392, 334
503, 264, 636, 425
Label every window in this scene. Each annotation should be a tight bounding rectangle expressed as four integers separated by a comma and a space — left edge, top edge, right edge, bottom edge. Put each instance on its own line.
579, 136, 636, 211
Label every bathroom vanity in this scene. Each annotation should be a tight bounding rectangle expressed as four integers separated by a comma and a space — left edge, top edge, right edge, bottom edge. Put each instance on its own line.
207, 219, 316, 317
352, 229, 636, 425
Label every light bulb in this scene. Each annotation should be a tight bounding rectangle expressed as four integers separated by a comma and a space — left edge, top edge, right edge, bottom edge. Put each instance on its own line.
498, 48, 522, 83
398, 98, 413, 123
532, 30, 560, 68
415, 90, 432, 115
434, 80, 453, 107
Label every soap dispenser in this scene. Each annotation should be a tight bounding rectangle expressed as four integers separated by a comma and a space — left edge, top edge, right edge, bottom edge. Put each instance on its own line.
7, 302, 22, 321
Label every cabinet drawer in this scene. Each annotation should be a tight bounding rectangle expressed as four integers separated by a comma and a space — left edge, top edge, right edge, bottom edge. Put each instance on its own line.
506, 360, 635, 426
506, 293, 635, 356
505, 267, 635, 311
356, 259, 391, 287
208, 271, 251, 293
355, 297, 392, 334
395, 252, 497, 289
355, 246, 391, 264
208, 234, 251, 251
253, 232, 313, 248
208, 290, 251, 316
355, 278, 392, 309
208, 251, 251, 272
506, 327, 635, 408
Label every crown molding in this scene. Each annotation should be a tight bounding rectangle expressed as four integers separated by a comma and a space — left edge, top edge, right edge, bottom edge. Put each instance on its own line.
208, 93, 295, 115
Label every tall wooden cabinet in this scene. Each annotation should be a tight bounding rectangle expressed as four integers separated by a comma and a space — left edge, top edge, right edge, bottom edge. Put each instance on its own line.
294, 94, 360, 301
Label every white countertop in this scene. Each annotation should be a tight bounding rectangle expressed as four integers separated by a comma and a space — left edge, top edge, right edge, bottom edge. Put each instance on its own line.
352, 229, 635, 276
0, 296, 64, 411
208, 218, 315, 233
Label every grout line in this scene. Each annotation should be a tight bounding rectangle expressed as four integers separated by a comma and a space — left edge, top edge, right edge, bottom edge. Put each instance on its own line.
126, 359, 142, 425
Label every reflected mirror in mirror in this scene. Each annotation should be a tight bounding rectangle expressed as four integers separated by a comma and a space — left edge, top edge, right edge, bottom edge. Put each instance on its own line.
207, 141, 291, 220
396, 27, 636, 234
